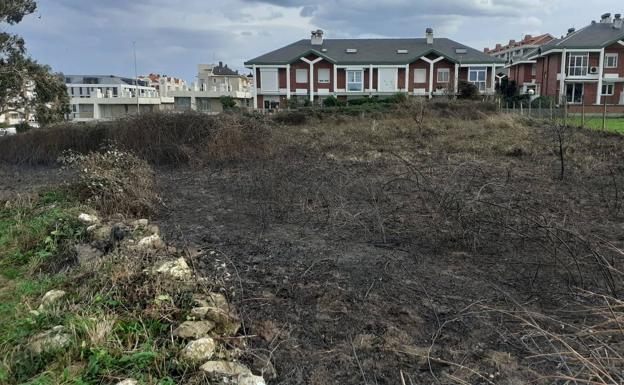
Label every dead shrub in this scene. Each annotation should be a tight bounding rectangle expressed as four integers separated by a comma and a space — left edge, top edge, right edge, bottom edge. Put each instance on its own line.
0, 112, 270, 166
59, 146, 158, 216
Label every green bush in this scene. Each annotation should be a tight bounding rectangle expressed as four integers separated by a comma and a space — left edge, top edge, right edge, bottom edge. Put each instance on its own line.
14, 122, 32, 133
323, 96, 341, 107
219, 96, 236, 110
458, 81, 479, 100
531, 95, 554, 108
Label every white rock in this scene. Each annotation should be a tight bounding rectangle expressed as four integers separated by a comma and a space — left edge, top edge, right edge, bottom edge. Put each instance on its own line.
138, 234, 166, 250
115, 380, 138, 385
180, 337, 216, 362
200, 360, 252, 377
78, 213, 99, 226
155, 258, 193, 280
131, 219, 149, 228
38, 290, 66, 310
173, 320, 215, 339
29, 325, 71, 354
238, 374, 267, 385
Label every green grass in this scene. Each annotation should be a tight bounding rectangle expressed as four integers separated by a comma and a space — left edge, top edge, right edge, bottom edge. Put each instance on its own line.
0, 190, 182, 385
565, 116, 624, 134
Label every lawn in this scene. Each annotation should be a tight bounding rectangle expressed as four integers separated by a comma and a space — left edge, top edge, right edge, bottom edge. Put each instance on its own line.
565, 116, 624, 133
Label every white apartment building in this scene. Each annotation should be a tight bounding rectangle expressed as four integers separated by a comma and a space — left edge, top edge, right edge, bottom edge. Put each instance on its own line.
162, 63, 252, 113
65, 75, 174, 121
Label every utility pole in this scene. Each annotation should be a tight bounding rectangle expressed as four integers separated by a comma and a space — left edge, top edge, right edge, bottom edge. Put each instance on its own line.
133, 41, 140, 115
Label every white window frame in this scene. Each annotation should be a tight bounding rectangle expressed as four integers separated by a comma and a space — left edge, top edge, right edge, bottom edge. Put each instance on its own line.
531, 64, 537, 77
259, 68, 279, 92
317, 68, 330, 84
295, 68, 308, 84
602, 83, 614, 96
605, 53, 618, 69
437, 68, 450, 83
468, 67, 487, 91
346, 70, 363, 92
414, 68, 426, 83
566, 83, 584, 104
567, 53, 588, 76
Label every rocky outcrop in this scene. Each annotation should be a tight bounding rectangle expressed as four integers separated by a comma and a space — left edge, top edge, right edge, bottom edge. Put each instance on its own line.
138, 234, 166, 250
29, 325, 71, 355
154, 257, 193, 280
200, 360, 252, 376
180, 337, 216, 362
173, 321, 216, 339
78, 213, 99, 226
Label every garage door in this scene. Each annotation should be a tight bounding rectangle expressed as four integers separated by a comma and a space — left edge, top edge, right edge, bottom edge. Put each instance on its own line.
378, 68, 397, 92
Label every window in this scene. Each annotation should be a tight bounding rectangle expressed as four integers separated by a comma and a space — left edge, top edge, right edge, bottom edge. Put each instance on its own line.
260, 68, 278, 91
437, 68, 450, 83
295, 69, 308, 83
318, 68, 330, 84
605, 53, 618, 68
566, 83, 584, 104
414, 68, 426, 83
346, 70, 363, 92
531, 64, 537, 77
602, 83, 614, 96
568, 53, 588, 76
468, 67, 487, 91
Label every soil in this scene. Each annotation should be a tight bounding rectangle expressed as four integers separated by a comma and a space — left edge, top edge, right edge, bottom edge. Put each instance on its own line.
0, 165, 72, 201
4, 118, 624, 384
153, 143, 624, 384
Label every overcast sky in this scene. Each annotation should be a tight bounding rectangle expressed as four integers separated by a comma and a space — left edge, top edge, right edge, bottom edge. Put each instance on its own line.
9, 0, 622, 82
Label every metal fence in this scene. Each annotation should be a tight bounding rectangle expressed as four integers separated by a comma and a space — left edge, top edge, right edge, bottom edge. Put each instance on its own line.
501, 101, 624, 133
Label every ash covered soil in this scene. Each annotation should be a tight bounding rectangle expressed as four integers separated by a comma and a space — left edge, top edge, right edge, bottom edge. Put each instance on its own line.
154, 117, 624, 384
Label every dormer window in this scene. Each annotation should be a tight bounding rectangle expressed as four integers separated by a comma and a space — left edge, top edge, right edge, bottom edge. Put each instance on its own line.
455, 48, 467, 54
397, 49, 408, 54
346, 48, 358, 54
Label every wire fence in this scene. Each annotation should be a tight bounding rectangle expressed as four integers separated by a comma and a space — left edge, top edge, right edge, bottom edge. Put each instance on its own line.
501, 101, 624, 134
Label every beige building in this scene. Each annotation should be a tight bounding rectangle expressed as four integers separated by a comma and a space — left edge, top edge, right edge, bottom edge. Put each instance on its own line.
162, 63, 252, 113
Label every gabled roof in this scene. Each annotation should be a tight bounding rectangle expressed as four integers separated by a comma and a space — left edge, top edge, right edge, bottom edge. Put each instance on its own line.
507, 38, 562, 67
487, 33, 554, 54
540, 22, 624, 54
245, 38, 504, 66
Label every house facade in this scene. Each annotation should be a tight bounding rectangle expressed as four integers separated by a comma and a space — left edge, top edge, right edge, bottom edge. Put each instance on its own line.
245, 29, 505, 110
511, 12, 624, 112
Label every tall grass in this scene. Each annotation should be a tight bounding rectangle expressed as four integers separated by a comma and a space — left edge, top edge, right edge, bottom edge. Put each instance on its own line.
0, 112, 269, 165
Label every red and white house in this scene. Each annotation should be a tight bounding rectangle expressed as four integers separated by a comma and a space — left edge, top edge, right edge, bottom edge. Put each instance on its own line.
508, 12, 624, 112
244, 29, 505, 110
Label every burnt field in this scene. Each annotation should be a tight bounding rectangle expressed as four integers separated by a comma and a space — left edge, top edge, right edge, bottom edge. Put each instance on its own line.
155, 108, 624, 384
3, 104, 624, 384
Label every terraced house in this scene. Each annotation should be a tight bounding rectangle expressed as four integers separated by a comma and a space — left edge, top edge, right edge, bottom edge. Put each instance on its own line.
507, 12, 624, 112
245, 29, 505, 110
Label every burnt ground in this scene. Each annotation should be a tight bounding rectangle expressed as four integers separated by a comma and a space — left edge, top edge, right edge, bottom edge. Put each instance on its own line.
4, 114, 624, 384
0, 165, 72, 201
154, 130, 624, 385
